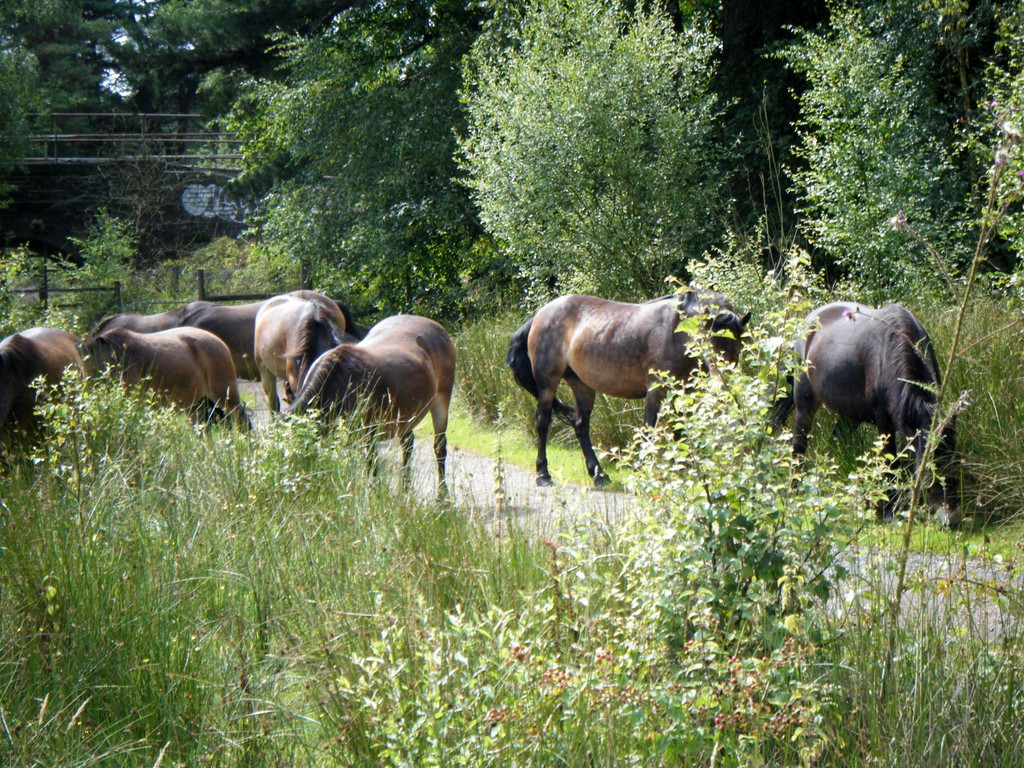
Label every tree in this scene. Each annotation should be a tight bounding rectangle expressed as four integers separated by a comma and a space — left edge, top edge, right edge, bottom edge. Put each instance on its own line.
1, 0, 135, 114
784, 0, 986, 301
232, 0, 493, 317
983, 3, 1024, 264
460, 0, 723, 299
0, 41, 38, 203
117, 0, 360, 116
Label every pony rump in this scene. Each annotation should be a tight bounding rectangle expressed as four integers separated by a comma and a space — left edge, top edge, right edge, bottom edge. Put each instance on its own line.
0, 335, 41, 381
288, 303, 348, 391
507, 317, 575, 425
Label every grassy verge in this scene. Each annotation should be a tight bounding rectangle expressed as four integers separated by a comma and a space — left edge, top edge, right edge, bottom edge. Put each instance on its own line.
1, 374, 1022, 766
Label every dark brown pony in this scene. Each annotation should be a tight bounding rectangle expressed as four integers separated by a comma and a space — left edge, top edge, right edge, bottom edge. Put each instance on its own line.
771, 301, 959, 527
81, 326, 250, 428
93, 290, 361, 381
254, 294, 350, 412
509, 291, 751, 487
285, 315, 456, 491
0, 327, 84, 441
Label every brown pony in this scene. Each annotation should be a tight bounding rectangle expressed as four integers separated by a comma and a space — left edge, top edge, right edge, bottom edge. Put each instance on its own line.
771, 301, 959, 528
81, 326, 250, 428
254, 294, 351, 412
0, 327, 84, 441
285, 315, 456, 491
93, 290, 361, 381
508, 291, 750, 487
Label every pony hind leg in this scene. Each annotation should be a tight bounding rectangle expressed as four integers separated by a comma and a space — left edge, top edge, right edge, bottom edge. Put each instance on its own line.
565, 378, 607, 486
400, 430, 415, 486
429, 396, 450, 498
260, 369, 280, 413
533, 387, 558, 487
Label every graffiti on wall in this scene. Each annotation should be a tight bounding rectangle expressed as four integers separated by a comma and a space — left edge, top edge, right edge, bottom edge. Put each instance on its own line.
181, 183, 248, 224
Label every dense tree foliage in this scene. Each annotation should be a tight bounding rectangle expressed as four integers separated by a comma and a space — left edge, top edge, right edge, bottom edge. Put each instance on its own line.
0, 0, 147, 114
119, 0, 357, 115
231, 0, 494, 316
0, 41, 37, 200
460, 0, 722, 299
784, 0, 972, 300
0, 0, 1021, 313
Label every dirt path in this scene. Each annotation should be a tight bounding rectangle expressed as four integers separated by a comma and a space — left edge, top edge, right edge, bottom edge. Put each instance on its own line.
242, 381, 1024, 638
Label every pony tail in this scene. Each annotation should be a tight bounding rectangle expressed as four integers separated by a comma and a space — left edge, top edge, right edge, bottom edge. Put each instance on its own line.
507, 318, 539, 398
507, 317, 574, 425
335, 301, 364, 340
770, 371, 796, 428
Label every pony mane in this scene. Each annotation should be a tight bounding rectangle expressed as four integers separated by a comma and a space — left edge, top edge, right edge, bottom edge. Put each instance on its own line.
92, 315, 120, 334
647, 290, 735, 316
878, 305, 940, 434
290, 344, 367, 415
82, 328, 131, 368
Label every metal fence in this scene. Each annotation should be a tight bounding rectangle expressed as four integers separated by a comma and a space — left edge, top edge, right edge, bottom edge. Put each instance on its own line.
25, 113, 243, 170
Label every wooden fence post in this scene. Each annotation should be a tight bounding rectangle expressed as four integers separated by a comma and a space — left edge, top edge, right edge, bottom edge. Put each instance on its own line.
197, 269, 206, 300
40, 258, 48, 308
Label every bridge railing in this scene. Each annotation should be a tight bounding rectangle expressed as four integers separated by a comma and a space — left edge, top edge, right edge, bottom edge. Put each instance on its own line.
25, 113, 243, 169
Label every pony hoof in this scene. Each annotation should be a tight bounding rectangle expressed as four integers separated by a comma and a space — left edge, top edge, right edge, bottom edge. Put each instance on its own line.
537, 475, 554, 487
593, 473, 610, 488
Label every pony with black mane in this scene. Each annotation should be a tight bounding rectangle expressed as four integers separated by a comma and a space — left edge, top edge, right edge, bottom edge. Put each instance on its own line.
285, 314, 456, 494
772, 301, 960, 527
254, 294, 351, 412
508, 291, 750, 487
93, 290, 362, 383
81, 326, 251, 429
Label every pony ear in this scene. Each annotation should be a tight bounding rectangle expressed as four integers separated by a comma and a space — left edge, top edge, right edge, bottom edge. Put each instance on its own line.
741, 312, 752, 327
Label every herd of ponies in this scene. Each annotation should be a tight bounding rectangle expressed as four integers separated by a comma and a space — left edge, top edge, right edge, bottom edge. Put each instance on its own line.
0, 288, 959, 527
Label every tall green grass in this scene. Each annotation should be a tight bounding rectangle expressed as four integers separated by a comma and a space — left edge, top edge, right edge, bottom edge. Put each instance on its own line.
1, 368, 1023, 766
917, 296, 1024, 523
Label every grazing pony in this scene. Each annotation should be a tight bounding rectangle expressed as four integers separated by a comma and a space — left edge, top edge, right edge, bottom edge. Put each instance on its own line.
254, 294, 350, 412
93, 290, 360, 382
285, 315, 456, 492
0, 328, 84, 442
771, 301, 960, 527
508, 291, 750, 487
81, 326, 250, 428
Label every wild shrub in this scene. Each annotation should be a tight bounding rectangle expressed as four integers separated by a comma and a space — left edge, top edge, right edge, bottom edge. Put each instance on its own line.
783, 0, 972, 302
461, 0, 723, 298
619, 312, 892, 763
